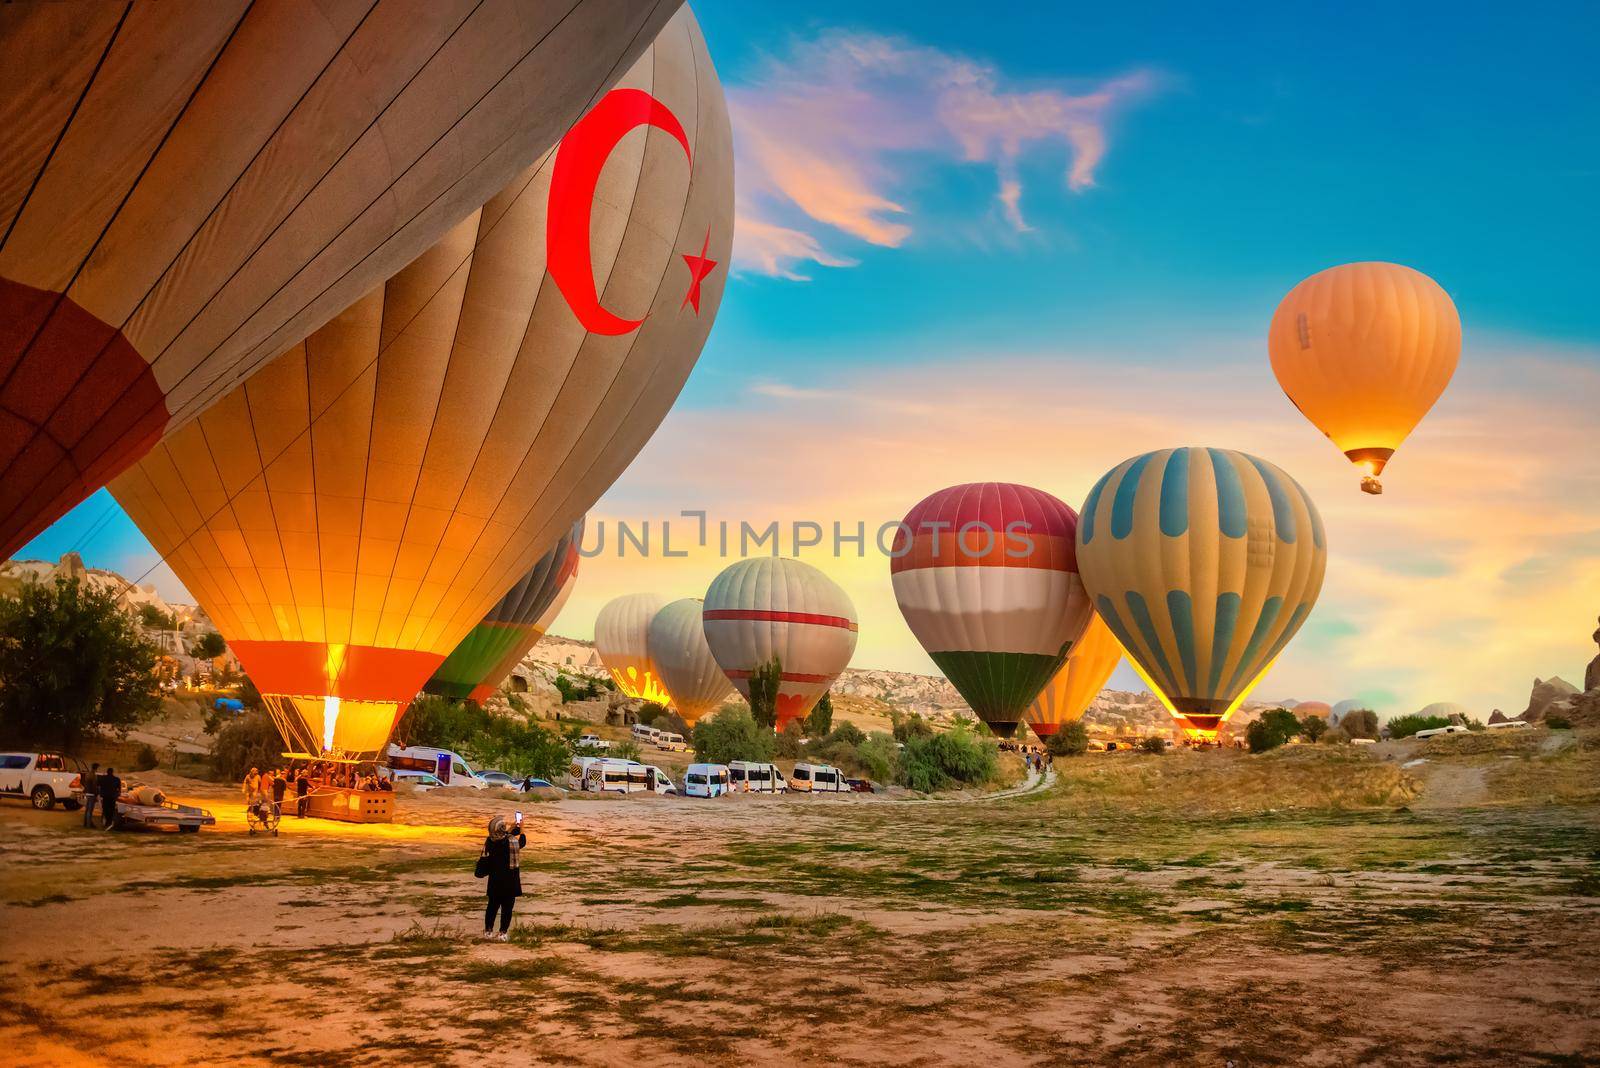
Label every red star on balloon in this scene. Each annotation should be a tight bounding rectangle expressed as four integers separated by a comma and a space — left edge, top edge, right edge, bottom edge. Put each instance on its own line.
680, 229, 718, 313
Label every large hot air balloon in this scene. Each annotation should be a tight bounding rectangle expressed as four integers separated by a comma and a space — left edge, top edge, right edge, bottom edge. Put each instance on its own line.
1075, 448, 1328, 739
1268, 262, 1461, 495
594, 594, 671, 703
108, 8, 732, 760
702, 558, 858, 732
422, 520, 583, 704
890, 483, 1092, 738
1023, 611, 1122, 740
648, 598, 734, 726
0, 0, 683, 557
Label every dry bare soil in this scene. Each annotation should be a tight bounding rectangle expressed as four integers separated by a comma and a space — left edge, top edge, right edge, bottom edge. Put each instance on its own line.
2, 731, 1598, 1066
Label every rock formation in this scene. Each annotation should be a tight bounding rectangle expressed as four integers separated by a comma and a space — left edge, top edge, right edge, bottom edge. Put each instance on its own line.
1522, 676, 1580, 722
1587, 615, 1600, 693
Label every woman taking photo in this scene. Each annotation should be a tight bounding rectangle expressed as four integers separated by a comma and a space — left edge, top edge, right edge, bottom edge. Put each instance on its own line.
477, 814, 526, 941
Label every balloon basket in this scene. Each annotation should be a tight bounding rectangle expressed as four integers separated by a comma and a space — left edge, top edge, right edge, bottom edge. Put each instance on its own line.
304, 788, 393, 824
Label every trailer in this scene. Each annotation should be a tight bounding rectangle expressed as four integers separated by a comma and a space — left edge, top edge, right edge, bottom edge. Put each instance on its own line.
114, 786, 216, 833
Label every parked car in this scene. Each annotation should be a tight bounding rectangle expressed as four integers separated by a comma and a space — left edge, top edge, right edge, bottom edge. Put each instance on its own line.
575, 733, 612, 752
476, 770, 516, 788
845, 778, 875, 793
392, 769, 444, 792
683, 763, 732, 798
0, 752, 85, 810
518, 777, 555, 790
1414, 725, 1471, 739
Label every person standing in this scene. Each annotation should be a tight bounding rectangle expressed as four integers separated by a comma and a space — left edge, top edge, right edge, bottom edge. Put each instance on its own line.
295, 769, 310, 818
98, 766, 121, 831
477, 814, 526, 942
81, 761, 100, 829
271, 769, 288, 819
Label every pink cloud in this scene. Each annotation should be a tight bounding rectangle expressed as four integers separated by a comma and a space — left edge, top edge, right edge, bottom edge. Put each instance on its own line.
729, 32, 1159, 278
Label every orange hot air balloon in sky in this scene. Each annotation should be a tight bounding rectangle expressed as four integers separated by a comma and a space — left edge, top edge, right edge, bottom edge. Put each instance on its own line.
108, 8, 732, 759
1023, 611, 1123, 741
0, 0, 680, 558
1268, 262, 1461, 495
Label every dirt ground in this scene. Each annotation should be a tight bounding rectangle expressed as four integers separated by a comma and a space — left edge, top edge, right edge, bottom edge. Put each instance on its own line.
2, 735, 1598, 1066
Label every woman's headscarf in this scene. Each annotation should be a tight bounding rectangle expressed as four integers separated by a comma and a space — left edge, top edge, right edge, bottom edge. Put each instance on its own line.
487, 815, 519, 869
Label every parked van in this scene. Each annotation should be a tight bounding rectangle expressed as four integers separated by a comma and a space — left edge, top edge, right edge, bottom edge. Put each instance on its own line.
728, 761, 787, 793
654, 731, 687, 752
684, 763, 732, 798
1413, 725, 1471, 739
790, 762, 849, 794
386, 745, 486, 788
631, 723, 661, 744
569, 757, 673, 794
1486, 719, 1531, 731
640, 764, 677, 795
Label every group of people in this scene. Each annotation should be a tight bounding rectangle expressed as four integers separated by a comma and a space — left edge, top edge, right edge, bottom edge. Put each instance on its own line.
79, 762, 121, 830
240, 763, 393, 821
1024, 750, 1053, 774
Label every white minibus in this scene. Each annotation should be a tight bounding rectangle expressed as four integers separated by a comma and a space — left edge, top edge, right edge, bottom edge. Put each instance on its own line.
790, 762, 849, 794
683, 764, 731, 798
728, 761, 786, 793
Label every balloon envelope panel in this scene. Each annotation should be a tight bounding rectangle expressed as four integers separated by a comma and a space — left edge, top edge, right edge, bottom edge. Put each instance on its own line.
1024, 611, 1123, 738
108, 8, 731, 758
1075, 448, 1328, 738
890, 482, 1091, 738
702, 558, 858, 731
649, 598, 734, 725
0, 0, 681, 556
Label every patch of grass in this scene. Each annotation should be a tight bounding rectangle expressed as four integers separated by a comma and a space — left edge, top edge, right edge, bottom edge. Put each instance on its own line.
452, 956, 564, 983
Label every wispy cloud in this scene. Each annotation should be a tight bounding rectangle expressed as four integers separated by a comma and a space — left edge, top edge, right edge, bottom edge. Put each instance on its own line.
729, 31, 1160, 278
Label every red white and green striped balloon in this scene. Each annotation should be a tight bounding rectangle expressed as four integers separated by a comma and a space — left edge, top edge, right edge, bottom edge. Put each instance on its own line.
702, 558, 858, 731
890, 482, 1092, 737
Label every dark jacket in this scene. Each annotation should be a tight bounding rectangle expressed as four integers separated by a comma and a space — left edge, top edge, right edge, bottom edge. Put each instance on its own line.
482, 833, 527, 898
272, 777, 288, 801
295, 776, 309, 797
98, 772, 121, 801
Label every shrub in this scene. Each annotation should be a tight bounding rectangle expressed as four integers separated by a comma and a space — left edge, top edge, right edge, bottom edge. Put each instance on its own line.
891, 711, 935, 744
692, 705, 775, 764
776, 720, 804, 759
138, 604, 176, 630
1386, 714, 1451, 739
1340, 709, 1380, 740
1140, 736, 1167, 754
210, 709, 287, 781
135, 743, 160, 771
1546, 715, 1572, 730
553, 671, 604, 703
1247, 708, 1302, 752
804, 692, 834, 736
636, 701, 669, 726
1319, 727, 1351, 745
897, 724, 998, 792
1047, 721, 1090, 757
189, 631, 227, 660
0, 576, 162, 747
612, 739, 642, 762
1299, 714, 1328, 742
854, 732, 899, 782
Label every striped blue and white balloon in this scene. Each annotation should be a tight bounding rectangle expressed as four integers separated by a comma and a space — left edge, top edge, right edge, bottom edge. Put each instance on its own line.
1074, 448, 1327, 737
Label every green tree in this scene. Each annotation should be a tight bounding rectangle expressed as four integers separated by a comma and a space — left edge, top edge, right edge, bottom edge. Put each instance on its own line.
138, 604, 176, 630
189, 631, 227, 660
1047, 721, 1090, 757
891, 711, 935, 744
1140, 736, 1168, 754
746, 655, 782, 730
1340, 709, 1380, 740
0, 577, 162, 748
691, 705, 776, 764
210, 708, 287, 781
1299, 713, 1328, 743
897, 724, 998, 792
776, 719, 804, 759
1246, 708, 1302, 752
804, 692, 834, 736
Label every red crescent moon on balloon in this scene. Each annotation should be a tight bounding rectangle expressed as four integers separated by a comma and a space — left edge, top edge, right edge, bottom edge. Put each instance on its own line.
546, 88, 692, 337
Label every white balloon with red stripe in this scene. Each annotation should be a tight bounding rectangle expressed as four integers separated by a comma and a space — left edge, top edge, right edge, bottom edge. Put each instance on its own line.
702, 557, 858, 731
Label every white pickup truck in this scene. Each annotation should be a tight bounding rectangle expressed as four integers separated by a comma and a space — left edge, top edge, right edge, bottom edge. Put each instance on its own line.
0, 752, 85, 810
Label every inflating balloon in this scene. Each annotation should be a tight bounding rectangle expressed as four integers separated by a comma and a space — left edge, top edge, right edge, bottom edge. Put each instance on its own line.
423, 520, 583, 704
890, 483, 1092, 738
0, 0, 680, 556
595, 594, 672, 703
1268, 262, 1460, 495
1023, 611, 1123, 740
110, 9, 731, 759
1075, 448, 1327, 738
702, 558, 858, 731
648, 598, 734, 725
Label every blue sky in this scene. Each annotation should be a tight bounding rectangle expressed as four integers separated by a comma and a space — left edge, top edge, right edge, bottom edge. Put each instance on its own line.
20, 1, 1600, 715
